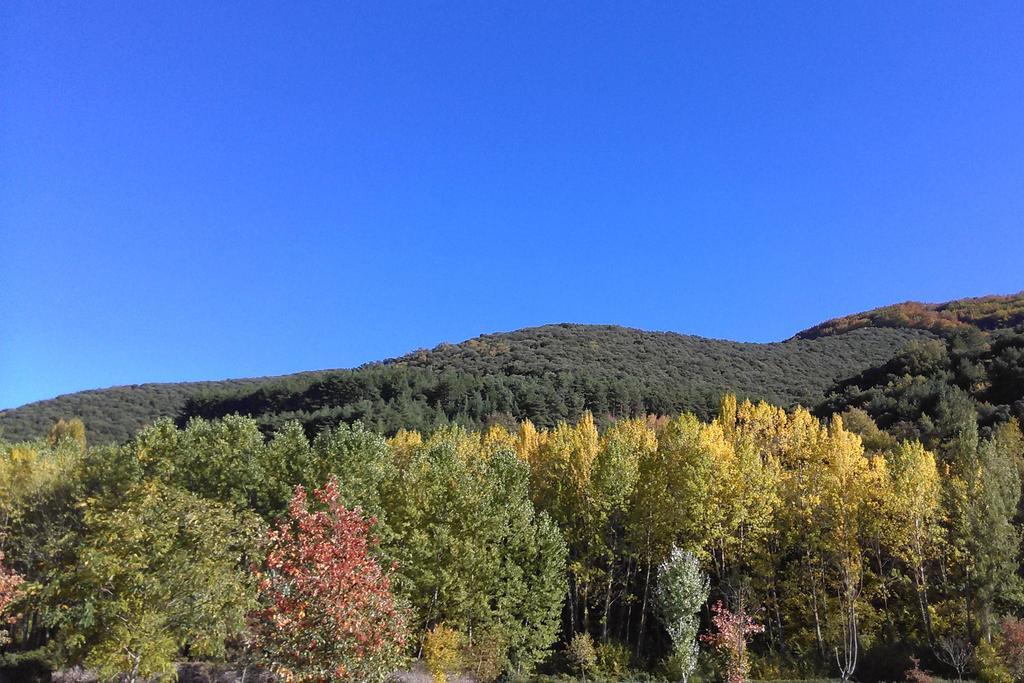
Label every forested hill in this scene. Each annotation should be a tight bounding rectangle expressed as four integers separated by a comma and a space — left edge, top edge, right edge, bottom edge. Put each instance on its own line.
1, 324, 933, 444
794, 291, 1024, 339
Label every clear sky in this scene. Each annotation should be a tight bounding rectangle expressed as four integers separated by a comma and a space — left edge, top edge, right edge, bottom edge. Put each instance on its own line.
2, 2, 1023, 410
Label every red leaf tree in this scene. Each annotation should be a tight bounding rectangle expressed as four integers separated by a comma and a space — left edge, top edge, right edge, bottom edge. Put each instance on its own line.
251, 478, 408, 682
701, 600, 764, 683
0, 551, 25, 645
999, 616, 1024, 679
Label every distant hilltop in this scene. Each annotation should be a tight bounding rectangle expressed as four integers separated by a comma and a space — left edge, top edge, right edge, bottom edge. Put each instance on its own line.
793, 291, 1024, 339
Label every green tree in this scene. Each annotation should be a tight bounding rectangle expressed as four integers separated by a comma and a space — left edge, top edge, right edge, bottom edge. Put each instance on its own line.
592, 418, 648, 640
385, 429, 566, 676
0, 437, 89, 664
310, 421, 398, 533
626, 413, 714, 650
942, 416, 1023, 646
58, 483, 257, 682
170, 415, 269, 513
971, 422, 1023, 639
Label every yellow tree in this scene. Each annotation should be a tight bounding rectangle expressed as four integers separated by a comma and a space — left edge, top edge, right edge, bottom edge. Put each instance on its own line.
48, 417, 86, 452
732, 400, 788, 650
883, 440, 942, 643
626, 413, 715, 649
515, 419, 544, 464
736, 400, 791, 462
387, 429, 423, 469
480, 424, 516, 459
592, 418, 651, 639
773, 407, 831, 659
711, 398, 780, 596
528, 413, 600, 633
818, 415, 878, 682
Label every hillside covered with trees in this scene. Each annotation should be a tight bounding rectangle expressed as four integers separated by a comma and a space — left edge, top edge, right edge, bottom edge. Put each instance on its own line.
5, 291, 1022, 447
3, 294, 1024, 681
820, 327, 1024, 445
1, 325, 934, 444
795, 291, 1024, 340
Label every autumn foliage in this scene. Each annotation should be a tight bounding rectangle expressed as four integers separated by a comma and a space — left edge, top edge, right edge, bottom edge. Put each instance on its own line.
251, 478, 408, 682
423, 624, 462, 683
701, 600, 764, 683
4, 389, 1024, 680
0, 551, 24, 645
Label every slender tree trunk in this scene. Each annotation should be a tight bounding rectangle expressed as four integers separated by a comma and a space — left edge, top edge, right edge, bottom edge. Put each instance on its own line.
582, 581, 590, 634
567, 573, 578, 635
601, 539, 617, 641
770, 580, 785, 655
637, 558, 652, 655
622, 557, 636, 643
127, 650, 141, 683
913, 563, 934, 644
807, 553, 825, 659
874, 544, 889, 614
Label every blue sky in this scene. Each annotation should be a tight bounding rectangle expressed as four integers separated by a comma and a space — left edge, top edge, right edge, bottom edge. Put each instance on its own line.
2, 2, 1023, 409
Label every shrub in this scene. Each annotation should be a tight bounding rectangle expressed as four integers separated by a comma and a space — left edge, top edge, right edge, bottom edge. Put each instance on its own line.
463, 625, 509, 683
568, 632, 597, 682
905, 656, 934, 683
0, 551, 24, 646
701, 601, 764, 683
998, 616, 1024, 678
976, 639, 1012, 683
594, 640, 633, 678
424, 624, 463, 683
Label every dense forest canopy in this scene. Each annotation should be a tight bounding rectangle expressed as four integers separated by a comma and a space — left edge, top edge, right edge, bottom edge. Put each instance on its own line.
1, 324, 935, 444
2, 395, 1023, 681
820, 327, 1024, 445
5, 294, 1020, 448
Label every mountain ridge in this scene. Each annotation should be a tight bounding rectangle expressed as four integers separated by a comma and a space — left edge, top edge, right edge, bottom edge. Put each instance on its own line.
3, 292, 1021, 444
794, 291, 1024, 339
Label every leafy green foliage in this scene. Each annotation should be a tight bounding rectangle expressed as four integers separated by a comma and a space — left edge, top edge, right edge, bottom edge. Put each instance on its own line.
2, 289, 1024, 682
59, 482, 257, 682
384, 428, 567, 676
568, 632, 597, 681
6, 293, 1022, 446
1, 377, 273, 445
819, 330, 1024, 444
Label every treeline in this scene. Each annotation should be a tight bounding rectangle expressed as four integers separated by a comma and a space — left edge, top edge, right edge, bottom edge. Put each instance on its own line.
179, 364, 726, 436
3, 394, 1024, 681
